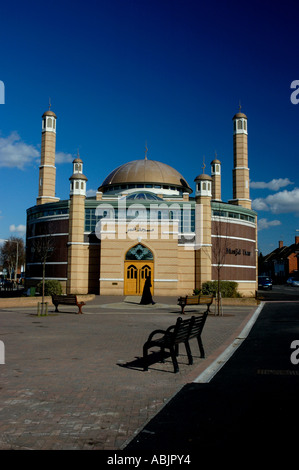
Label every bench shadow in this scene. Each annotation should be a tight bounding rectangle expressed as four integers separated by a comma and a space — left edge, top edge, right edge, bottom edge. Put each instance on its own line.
117, 350, 197, 374
117, 351, 176, 374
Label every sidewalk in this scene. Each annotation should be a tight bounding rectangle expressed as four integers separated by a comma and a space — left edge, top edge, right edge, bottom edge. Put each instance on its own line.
0, 295, 258, 450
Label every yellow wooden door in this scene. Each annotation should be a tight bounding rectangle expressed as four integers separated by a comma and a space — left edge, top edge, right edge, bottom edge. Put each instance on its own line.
124, 261, 153, 295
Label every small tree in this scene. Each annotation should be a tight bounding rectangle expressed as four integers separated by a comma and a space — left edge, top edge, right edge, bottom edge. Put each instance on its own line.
212, 214, 231, 315
0, 237, 25, 282
32, 236, 55, 312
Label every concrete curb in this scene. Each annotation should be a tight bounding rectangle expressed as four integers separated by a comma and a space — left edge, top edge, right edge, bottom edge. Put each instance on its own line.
193, 301, 265, 383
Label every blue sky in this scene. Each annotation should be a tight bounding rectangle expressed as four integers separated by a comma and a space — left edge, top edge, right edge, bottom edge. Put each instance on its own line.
0, 0, 298, 254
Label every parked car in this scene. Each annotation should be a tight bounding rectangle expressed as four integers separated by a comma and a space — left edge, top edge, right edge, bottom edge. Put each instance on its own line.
291, 279, 299, 287
258, 276, 272, 290
287, 277, 295, 285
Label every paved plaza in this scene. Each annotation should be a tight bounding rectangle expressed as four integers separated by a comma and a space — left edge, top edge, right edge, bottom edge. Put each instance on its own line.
0, 295, 257, 450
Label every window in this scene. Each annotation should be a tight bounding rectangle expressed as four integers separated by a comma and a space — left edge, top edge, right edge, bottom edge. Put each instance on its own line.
126, 244, 154, 261
47, 118, 52, 128
127, 265, 137, 279
238, 120, 242, 130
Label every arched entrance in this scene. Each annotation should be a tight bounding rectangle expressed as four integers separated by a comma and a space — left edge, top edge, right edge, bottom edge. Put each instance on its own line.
124, 244, 154, 295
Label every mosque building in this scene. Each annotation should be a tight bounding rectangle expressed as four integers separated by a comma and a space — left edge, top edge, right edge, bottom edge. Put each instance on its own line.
25, 107, 258, 297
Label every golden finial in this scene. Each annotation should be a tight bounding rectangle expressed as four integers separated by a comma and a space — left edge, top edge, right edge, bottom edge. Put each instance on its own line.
238, 100, 242, 113
145, 141, 148, 160
49, 97, 51, 110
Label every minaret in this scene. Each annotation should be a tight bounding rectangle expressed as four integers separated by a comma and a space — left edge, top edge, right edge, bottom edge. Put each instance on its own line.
230, 107, 251, 209
66, 155, 88, 295
194, 160, 212, 290
36, 104, 59, 205
211, 155, 221, 201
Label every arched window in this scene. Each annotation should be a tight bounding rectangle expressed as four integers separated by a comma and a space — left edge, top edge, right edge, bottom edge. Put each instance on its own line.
125, 244, 153, 261
47, 118, 52, 128
238, 120, 243, 130
127, 264, 137, 279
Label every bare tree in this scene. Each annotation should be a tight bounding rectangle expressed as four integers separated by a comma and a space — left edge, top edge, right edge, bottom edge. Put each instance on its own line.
32, 235, 55, 312
211, 210, 231, 315
0, 237, 25, 282
199, 205, 231, 315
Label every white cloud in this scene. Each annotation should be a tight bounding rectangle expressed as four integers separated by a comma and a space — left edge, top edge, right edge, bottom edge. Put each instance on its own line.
0, 132, 73, 168
55, 151, 73, 164
9, 224, 26, 236
252, 198, 269, 211
86, 189, 97, 197
0, 132, 39, 169
252, 187, 299, 215
258, 218, 281, 231
250, 178, 294, 191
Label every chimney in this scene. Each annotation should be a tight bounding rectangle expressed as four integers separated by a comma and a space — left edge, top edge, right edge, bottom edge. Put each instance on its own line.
295, 236, 299, 245
279, 241, 283, 248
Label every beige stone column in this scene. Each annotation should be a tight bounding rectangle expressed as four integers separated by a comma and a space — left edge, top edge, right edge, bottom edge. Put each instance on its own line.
37, 109, 60, 205
194, 173, 212, 291
66, 158, 88, 294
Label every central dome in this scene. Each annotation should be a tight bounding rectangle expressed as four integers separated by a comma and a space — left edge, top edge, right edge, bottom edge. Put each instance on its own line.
98, 159, 192, 193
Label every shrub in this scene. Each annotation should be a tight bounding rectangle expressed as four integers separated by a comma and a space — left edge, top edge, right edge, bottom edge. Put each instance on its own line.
194, 281, 241, 298
37, 280, 62, 296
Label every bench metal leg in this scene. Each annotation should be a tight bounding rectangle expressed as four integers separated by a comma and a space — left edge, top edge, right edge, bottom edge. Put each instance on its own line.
197, 336, 205, 358
77, 303, 84, 314
184, 341, 193, 365
169, 345, 179, 373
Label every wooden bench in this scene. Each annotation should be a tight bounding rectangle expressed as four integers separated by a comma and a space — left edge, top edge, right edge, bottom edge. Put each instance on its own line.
143, 314, 208, 373
188, 311, 209, 359
51, 294, 85, 314
177, 294, 213, 315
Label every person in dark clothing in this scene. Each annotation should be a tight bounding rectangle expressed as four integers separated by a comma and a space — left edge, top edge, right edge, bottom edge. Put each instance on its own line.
140, 275, 155, 305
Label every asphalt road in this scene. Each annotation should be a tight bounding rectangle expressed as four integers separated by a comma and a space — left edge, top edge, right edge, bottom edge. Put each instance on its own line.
125, 296, 299, 464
